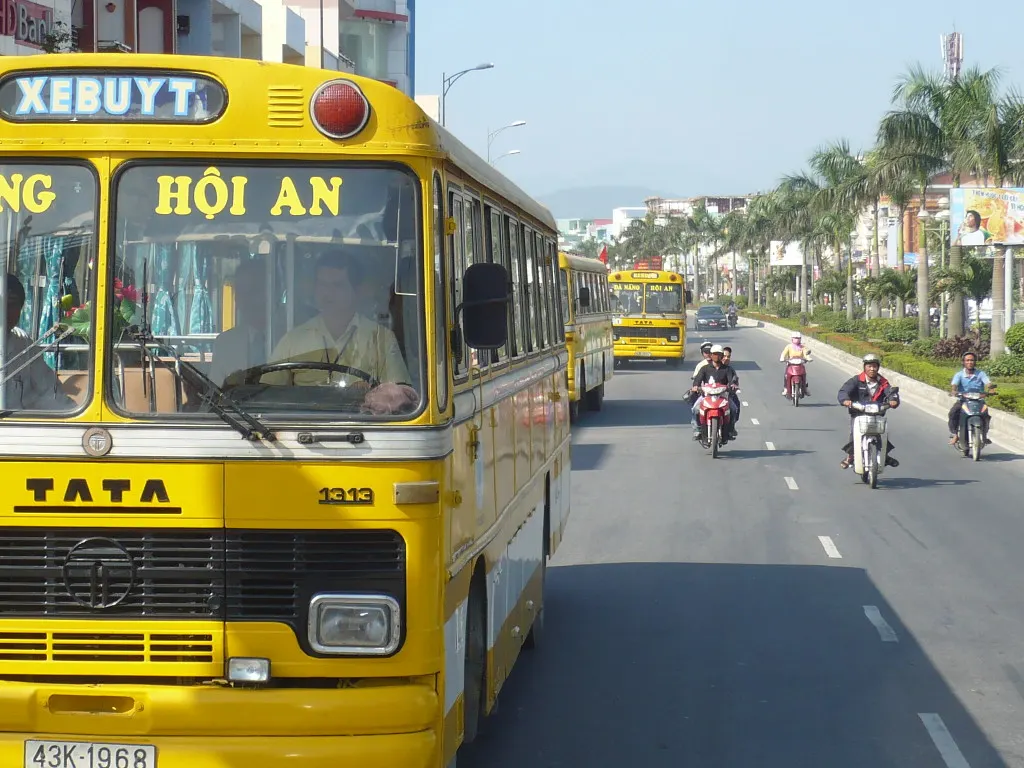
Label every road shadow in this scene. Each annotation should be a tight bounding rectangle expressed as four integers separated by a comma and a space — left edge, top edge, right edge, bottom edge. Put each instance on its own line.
724, 448, 814, 459
458, 562, 1009, 768
581, 400, 691, 429
729, 360, 763, 371
971, 451, 1023, 463
876, 476, 980, 490
569, 443, 611, 471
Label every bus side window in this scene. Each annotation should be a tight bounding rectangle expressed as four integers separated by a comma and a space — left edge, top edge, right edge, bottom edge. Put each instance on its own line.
447, 188, 467, 376
433, 174, 449, 412
464, 194, 484, 369
534, 232, 549, 349
521, 224, 537, 353
506, 214, 523, 357
486, 205, 509, 363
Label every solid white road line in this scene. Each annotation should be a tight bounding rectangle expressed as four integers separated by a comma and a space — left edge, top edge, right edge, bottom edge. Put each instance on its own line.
862, 605, 899, 642
918, 713, 971, 768
751, 418, 760, 425
784, 476, 799, 490
818, 535, 842, 559
765, 441, 776, 451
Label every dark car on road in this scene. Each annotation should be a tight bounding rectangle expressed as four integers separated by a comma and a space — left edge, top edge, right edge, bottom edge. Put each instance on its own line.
695, 304, 728, 331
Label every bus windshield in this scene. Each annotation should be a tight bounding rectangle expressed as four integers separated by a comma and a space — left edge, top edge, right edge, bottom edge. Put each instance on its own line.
109, 162, 424, 420
1, 162, 97, 416
611, 282, 643, 314
645, 283, 683, 313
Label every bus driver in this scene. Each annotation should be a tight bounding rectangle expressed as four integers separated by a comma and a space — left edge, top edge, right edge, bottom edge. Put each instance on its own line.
260, 250, 417, 415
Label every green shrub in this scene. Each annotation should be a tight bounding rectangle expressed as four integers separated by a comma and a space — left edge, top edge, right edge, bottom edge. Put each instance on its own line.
830, 317, 868, 335
882, 353, 958, 390
1006, 323, 1024, 356
909, 338, 935, 358
987, 353, 1024, 377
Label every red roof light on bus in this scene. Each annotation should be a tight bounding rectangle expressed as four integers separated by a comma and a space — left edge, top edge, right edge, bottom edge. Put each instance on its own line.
310, 80, 370, 139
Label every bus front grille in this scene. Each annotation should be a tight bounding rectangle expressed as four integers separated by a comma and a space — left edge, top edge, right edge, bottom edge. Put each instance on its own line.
0, 528, 407, 631
0, 631, 215, 663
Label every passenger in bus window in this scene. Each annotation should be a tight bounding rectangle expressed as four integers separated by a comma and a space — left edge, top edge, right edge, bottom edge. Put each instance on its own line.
210, 258, 273, 387
4, 274, 76, 413
261, 250, 417, 414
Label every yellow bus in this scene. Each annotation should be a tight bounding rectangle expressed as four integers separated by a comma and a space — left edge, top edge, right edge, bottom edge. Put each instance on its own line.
609, 269, 687, 366
0, 54, 572, 768
558, 252, 613, 420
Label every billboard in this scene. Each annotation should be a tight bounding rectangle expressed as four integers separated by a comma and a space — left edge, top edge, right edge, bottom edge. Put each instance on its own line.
950, 187, 1024, 246
769, 241, 805, 267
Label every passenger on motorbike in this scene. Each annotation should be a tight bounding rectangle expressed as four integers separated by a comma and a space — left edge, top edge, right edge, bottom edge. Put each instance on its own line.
691, 344, 740, 440
779, 331, 812, 396
727, 300, 738, 316
688, 341, 714, 406
837, 353, 900, 469
947, 351, 995, 447
722, 346, 741, 422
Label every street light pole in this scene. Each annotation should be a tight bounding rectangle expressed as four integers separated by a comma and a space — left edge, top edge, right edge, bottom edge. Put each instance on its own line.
440, 63, 494, 127
487, 120, 526, 162
491, 149, 520, 166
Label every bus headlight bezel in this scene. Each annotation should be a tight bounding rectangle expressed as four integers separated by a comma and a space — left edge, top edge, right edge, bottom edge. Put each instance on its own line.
308, 593, 401, 656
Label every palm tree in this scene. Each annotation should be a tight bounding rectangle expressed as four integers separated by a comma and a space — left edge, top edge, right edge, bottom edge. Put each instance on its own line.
877, 268, 918, 318
878, 65, 1008, 337
933, 255, 993, 337
944, 79, 1024, 352
813, 270, 847, 310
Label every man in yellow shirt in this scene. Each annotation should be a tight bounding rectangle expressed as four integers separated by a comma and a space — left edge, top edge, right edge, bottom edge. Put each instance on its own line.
261, 251, 417, 415
779, 331, 813, 396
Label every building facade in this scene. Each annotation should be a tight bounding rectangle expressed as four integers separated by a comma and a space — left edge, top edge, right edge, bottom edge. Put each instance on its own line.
1, 0, 416, 99
0, 0, 72, 56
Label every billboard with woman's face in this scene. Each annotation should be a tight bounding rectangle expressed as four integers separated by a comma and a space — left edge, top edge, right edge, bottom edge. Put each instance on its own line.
950, 188, 1024, 246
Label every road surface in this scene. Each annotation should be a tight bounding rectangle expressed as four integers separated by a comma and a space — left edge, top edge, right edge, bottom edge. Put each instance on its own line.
460, 323, 1024, 768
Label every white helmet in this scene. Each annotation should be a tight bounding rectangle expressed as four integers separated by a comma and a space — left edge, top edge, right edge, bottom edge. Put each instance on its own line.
710, 344, 725, 354
791, 332, 802, 340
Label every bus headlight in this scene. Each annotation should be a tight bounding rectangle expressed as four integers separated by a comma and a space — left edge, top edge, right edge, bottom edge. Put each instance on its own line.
670, 334, 679, 342
308, 594, 401, 655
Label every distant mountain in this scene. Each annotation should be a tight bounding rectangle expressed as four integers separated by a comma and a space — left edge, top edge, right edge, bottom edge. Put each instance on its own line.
538, 186, 679, 219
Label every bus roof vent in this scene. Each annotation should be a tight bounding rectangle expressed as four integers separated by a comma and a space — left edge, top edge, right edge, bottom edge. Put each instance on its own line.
268, 85, 305, 128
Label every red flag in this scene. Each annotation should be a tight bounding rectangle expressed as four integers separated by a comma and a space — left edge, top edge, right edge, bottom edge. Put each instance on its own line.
598, 245, 608, 264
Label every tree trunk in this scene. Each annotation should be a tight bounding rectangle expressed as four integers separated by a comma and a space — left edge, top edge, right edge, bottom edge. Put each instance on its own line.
947, 187, 964, 336
870, 202, 881, 318
846, 246, 855, 321
746, 253, 755, 305
896, 296, 906, 319
917, 207, 930, 339
992, 245, 1006, 354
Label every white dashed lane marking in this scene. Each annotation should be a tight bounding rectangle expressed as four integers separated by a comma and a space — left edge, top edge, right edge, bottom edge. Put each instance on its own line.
818, 535, 842, 559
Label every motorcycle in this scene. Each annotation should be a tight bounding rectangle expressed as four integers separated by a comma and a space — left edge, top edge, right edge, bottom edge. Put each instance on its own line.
849, 388, 899, 489
784, 357, 809, 407
956, 392, 989, 461
695, 382, 739, 458
727, 310, 738, 328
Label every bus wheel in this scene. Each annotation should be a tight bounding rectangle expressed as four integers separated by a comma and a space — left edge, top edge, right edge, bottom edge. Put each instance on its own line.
462, 575, 487, 745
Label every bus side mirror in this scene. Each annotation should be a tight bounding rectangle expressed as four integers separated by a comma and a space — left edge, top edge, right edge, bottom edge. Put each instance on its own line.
459, 262, 509, 350
578, 285, 591, 308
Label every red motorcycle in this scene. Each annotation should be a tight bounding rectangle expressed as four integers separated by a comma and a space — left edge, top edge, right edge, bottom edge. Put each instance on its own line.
695, 382, 738, 457
784, 357, 810, 406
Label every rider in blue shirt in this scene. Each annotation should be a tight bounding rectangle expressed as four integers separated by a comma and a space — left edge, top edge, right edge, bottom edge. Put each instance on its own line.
947, 351, 995, 446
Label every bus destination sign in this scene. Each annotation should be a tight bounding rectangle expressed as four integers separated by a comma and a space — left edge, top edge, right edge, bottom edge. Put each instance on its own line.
631, 271, 660, 279
0, 70, 227, 123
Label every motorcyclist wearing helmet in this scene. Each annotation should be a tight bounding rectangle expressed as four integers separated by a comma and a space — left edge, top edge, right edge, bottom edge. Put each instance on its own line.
691, 344, 740, 440
837, 353, 900, 469
779, 331, 813, 396
947, 351, 996, 447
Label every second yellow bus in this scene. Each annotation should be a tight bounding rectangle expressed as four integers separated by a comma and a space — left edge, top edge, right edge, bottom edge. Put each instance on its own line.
559, 252, 613, 421
609, 269, 687, 366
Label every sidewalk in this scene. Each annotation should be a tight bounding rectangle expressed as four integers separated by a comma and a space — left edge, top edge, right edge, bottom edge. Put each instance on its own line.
740, 316, 1024, 456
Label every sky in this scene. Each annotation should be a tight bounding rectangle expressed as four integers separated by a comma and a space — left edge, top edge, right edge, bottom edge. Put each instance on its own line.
414, 0, 1024, 199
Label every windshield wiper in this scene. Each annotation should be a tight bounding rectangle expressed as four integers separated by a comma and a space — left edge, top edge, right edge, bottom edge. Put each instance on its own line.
125, 328, 276, 442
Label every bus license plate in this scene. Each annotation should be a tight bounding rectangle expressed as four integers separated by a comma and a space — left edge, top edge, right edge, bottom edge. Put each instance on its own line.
635, 351, 652, 357
25, 740, 157, 768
